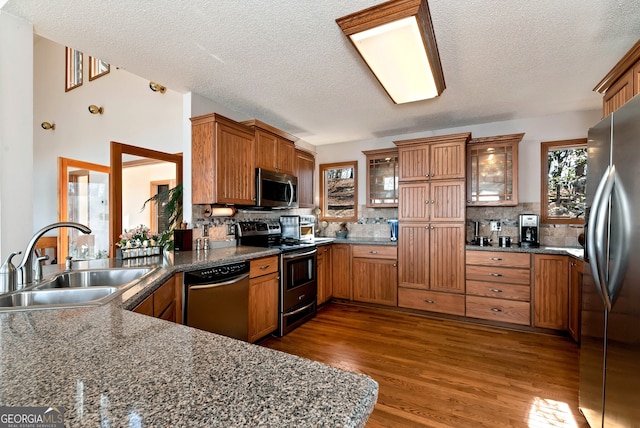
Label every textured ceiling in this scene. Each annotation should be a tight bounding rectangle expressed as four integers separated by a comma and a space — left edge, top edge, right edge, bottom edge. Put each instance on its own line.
3, 1, 640, 145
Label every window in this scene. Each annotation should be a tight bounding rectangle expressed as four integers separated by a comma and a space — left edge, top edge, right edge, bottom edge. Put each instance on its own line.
540, 139, 587, 224
65, 47, 83, 91
89, 56, 110, 81
319, 161, 358, 222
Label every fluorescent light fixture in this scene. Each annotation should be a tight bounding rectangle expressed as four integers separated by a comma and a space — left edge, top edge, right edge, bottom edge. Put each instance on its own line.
337, 0, 445, 104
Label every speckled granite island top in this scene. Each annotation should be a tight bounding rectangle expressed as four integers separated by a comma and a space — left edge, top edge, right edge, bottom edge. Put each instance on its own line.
0, 245, 378, 427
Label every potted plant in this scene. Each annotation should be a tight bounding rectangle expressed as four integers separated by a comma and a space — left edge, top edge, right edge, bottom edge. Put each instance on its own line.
141, 182, 183, 250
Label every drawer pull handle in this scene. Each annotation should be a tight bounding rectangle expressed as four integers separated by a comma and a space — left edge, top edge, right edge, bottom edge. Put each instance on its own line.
489, 257, 503, 261
424, 299, 435, 304
490, 288, 503, 293
370, 251, 378, 254
491, 308, 503, 312
490, 273, 503, 277
260, 265, 270, 270
393, 263, 397, 267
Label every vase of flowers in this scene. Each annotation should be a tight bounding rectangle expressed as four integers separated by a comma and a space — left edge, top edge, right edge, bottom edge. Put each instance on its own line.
116, 224, 165, 259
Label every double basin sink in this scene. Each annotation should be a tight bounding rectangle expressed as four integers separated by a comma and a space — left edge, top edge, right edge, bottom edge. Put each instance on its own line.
0, 267, 155, 312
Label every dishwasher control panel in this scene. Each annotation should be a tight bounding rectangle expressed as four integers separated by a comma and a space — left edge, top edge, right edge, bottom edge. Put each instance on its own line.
184, 261, 250, 284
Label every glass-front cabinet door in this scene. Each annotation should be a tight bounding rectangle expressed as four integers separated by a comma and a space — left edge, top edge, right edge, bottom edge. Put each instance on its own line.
362, 148, 399, 207
466, 133, 523, 206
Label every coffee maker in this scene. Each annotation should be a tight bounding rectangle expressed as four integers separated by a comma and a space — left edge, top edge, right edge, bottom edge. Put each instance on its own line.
518, 214, 540, 248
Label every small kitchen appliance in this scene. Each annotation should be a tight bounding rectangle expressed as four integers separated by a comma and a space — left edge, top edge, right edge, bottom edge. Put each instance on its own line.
389, 220, 398, 241
518, 214, 539, 248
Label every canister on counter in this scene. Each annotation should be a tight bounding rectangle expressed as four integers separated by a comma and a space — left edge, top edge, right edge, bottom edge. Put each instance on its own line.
498, 236, 511, 247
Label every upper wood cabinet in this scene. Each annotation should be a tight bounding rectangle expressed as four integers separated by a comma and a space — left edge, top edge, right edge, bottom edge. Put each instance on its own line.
466, 133, 523, 207
594, 39, 640, 116
242, 119, 296, 175
398, 180, 465, 222
295, 149, 315, 208
362, 148, 399, 207
394, 133, 470, 182
191, 113, 256, 205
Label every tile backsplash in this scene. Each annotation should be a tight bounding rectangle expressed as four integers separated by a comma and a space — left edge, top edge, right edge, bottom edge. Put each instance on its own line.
189, 203, 583, 248
467, 203, 584, 247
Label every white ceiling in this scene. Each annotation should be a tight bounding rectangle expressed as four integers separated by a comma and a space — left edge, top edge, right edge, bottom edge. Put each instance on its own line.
3, 1, 640, 145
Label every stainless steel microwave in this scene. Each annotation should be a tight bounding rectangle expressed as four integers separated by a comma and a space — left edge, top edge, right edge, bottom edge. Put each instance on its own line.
256, 168, 298, 209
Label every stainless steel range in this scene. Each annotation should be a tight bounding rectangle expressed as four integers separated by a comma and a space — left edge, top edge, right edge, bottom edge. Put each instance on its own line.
237, 219, 317, 336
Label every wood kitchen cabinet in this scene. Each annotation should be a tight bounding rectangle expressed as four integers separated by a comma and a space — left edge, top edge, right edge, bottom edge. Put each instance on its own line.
243, 119, 296, 175
397, 223, 465, 315
352, 245, 397, 306
248, 255, 279, 343
466, 133, 522, 207
191, 113, 256, 205
295, 149, 315, 208
465, 250, 531, 326
595, 40, 640, 116
394, 133, 470, 182
533, 254, 569, 330
331, 244, 352, 299
317, 244, 332, 305
362, 148, 399, 207
398, 180, 465, 222
133, 273, 183, 323
568, 257, 583, 342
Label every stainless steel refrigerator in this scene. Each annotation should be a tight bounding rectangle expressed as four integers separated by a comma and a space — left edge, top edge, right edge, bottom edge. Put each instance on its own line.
580, 93, 640, 427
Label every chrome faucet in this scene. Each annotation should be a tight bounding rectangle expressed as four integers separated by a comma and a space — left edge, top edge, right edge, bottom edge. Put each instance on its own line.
16, 222, 91, 287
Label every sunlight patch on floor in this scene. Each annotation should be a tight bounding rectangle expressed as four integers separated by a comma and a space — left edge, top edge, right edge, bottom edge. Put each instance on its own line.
528, 397, 580, 428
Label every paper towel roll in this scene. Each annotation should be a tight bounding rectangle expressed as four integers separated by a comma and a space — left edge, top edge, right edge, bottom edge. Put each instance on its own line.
203, 205, 236, 218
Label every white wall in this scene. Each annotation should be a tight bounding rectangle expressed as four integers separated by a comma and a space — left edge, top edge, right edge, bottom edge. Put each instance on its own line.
315, 109, 602, 206
0, 12, 33, 262
33, 37, 184, 230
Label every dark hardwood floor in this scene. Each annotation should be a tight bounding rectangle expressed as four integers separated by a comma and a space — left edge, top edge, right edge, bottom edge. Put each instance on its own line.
260, 303, 590, 428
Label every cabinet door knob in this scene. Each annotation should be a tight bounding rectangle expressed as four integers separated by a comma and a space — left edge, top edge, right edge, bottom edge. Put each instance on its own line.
430, 226, 435, 230
392, 263, 397, 267
430, 200, 435, 204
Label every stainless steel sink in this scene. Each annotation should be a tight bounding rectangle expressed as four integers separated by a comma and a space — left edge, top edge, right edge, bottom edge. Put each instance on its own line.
34, 268, 152, 290
0, 287, 119, 310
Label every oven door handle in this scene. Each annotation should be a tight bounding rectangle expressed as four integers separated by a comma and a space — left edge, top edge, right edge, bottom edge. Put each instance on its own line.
282, 300, 316, 318
282, 248, 317, 260
187, 273, 249, 290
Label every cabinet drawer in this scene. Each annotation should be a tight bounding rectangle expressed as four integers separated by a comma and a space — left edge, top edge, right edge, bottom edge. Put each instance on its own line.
153, 279, 175, 317
465, 295, 530, 325
466, 265, 530, 285
352, 245, 397, 259
466, 251, 530, 268
466, 280, 530, 301
398, 288, 465, 316
250, 256, 279, 278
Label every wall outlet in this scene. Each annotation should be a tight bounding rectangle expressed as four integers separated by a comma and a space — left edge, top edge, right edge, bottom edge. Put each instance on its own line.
490, 221, 501, 232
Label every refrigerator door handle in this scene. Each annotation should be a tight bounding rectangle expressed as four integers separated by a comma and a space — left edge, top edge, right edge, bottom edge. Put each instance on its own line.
607, 169, 632, 307
588, 165, 612, 308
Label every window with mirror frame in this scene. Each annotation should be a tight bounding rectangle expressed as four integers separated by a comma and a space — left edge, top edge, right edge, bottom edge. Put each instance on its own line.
65, 47, 83, 91
319, 161, 358, 222
540, 138, 587, 225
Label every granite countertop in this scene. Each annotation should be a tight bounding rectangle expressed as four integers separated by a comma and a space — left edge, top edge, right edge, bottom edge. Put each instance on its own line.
465, 244, 584, 259
331, 237, 398, 246
0, 245, 378, 427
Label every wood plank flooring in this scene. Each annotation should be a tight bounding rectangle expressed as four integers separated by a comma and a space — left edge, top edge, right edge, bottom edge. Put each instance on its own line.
260, 303, 590, 428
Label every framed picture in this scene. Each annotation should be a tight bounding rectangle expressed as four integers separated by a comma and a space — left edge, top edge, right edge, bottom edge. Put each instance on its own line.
89, 56, 110, 81
65, 47, 83, 91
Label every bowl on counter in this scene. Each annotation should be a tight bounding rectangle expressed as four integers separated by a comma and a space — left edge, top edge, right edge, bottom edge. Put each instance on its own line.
335, 231, 348, 239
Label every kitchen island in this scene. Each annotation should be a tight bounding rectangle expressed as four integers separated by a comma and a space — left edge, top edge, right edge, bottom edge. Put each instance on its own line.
0, 246, 378, 427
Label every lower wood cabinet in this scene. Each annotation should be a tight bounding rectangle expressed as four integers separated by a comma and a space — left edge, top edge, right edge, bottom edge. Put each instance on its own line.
248, 256, 279, 343
332, 244, 352, 299
533, 254, 569, 330
465, 250, 531, 326
568, 257, 583, 342
317, 244, 332, 305
133, 273, 183, 323
398, 288, 465, 316
352, 245, 397, 306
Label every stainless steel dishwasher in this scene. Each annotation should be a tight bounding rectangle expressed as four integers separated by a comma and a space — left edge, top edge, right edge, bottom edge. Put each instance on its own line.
183, 261, 250, 341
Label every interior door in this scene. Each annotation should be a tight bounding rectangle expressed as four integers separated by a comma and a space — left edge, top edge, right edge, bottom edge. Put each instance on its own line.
58, 157, 110, 261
